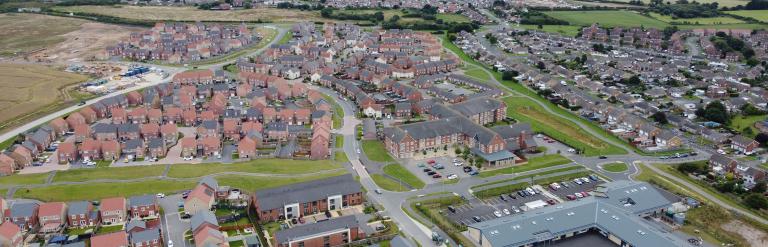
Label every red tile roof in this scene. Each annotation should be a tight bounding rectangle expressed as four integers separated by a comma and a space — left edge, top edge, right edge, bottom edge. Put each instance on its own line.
90, 231, 128, 247
100, 197, 126, 212
38, 202, 65, 217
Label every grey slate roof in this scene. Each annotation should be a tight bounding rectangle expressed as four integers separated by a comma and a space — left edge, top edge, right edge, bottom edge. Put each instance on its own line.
468, 181, 684, 247
67, 201, 92, 215
92, 123, 117, 134
275, 215, 360, 244
254, 174, 360, 210
190, 210, 219, 232
130, 228, 160, 244
128, 194, 156, 207
449, 97, 504, 117
198, 177, 218, 190
126, 218, 147, 232
11, 202, 39, 218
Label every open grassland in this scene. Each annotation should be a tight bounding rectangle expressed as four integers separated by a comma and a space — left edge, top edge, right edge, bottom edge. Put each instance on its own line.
478, 154, 571, 178
54, 5, 324, 22
333, 9, 469, 24
215, 171, 348, 193
729, 114, 766, 138
362, 140, 396, 162
502, 96, 625, 156
15, 179, 197, 201
383, 164, 425, 189
463, 68, 491, 81
519, 25, 581, 37
52, 165, 166, 182
0, 13, 84, 56
543, 10, 669, 29
648, 13, 745, 24
15, 171, 348, 201
608, 0, 749, 7
0, 173, 49, 186
727, 10, 768, 22
0, 64, 89, 133
167, 159, 343, 178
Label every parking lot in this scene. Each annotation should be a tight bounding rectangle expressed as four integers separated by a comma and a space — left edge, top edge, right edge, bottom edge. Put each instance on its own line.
443, 176, 606, 226
401, 156, 476, 184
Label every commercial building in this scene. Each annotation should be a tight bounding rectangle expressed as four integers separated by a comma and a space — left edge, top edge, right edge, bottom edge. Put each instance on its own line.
467, 181, 686, 247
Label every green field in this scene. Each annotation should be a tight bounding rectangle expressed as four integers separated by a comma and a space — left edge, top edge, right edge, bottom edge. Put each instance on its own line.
216, 171, 348, 193
167, 159, 342, 178
543, 10, 669, 29
362, 140, 396, 162
502, 96, 626, 156
729, 114, 765, 138
648, 13, 744, 24
15, 179, 197, 201
53, 165, 166, 182
463, 68, 491, 81
519, 25, 582, 37
727, 10, 768, 22
479, 154, 572, 178
472, 165, 584, 189
383, 164, 425, 189
371, 174, 410, 192
601, 162, 629, 172
0, 173, 49, 186
610, 0, 749, 8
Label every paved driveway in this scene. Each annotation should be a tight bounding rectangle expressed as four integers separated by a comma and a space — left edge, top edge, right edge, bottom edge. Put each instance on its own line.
159, 194, 191, 247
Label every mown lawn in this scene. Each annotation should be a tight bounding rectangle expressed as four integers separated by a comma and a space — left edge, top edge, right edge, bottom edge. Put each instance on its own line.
479, 154, 571, 178
601, 162, 628, 172
726, 10, 768, 22
502, 96, 626, 156
371, 174, 410, 192
335, 135, 344, 148
463, 68, 490, 81
648, 13, 744, 24
728, 114, 765, 138
15, 179, 197, 201
472, 165, 584, 189
0, 172, 49, 186
321, 94, 344, 129
53, 165, 165, 182
362, 140, 395, 162
543, 10, 669, 29
217, 171, 349, 193
383, 164, 425, 189
167, 159, 342, 178
519, 25, 581, 37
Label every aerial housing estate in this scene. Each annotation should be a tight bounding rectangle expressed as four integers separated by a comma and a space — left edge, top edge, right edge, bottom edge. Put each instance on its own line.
106, 22, 261, 63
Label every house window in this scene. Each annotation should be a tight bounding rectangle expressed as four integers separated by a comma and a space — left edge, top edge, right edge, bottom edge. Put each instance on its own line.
298, 242, 304, 247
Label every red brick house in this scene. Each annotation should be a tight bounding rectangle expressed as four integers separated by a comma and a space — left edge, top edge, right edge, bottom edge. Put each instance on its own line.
160, 123, 178, 144
38, 202, 66, 233
274, 215, 365, 247
48, 118, 69, 136
79, 107, 98, 123
57, 142, 77, 164
74, 125, 91, 143
180, 137, 197, 158
67, 201, 99, 228
147, 108, 163, 124
127, 91, 143, 106
163, 107, 182, 124
223, 119, 240, 140
238, 137, 257, 159
79, 139, 101, 161
100, 197, 127, 225
0, 221, 23, 247
91, 231, 129, 247
0, 154, 15, 175
199, 136, 221, 157
140, 123, 161, 139
111, 108, 128, 124
252, 174, 363, 222
128, 194, 159, 219
101, 140, 121, 161
66, 112, 86, 130
9, 146, 33, 168
182, 110, 197, 127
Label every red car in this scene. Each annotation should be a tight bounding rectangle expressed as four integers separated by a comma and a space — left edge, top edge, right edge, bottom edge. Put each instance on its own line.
546, 199, 557, 205
427, 159, 436, 164
580, 192, 590, 197
566, 195, 576, 200
432, 174, 442, 178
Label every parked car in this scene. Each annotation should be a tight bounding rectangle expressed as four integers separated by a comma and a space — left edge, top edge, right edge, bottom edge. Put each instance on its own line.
503, 208, 511, 215
427, 171, 437, 175
427, 159, 436, 164
432, 174, 442, 178
375, 189, 382, 194
508, 193, 517, 199
447, 206, 456, 213
417, 163, 426, 168
469, 170, 479, 176
589, 175, 599, 181
493, 211, 502, 218
423, 168, 432, 172
599, 156, 607, 159
447, 174, 458, 180
575, 193, 584, 198
472, 216, 482, 222
517, 191, 526, 197
499, 195, 507, 201
156, 193, 165, 198
546, 199, 557, 205
511, 206, 520, 213
566, 195, 577, 200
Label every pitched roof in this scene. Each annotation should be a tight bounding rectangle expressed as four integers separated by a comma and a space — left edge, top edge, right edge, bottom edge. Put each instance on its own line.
128, 194, 156, 207
254, 174, 360, 210
190, 210, 218, 232
275, 215, 360, 244
90, 231, 129, 247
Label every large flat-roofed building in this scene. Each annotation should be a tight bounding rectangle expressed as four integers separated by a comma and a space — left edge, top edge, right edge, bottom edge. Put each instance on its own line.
251, 174, 363, 222
467, 181, 685, 247
274, 215, 366, 247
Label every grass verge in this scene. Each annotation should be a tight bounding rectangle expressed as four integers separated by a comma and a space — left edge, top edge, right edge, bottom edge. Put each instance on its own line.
478, 154, 571, 178
383, 163, 425, 189
167, 159, 342, 178
362, 140, 395, 162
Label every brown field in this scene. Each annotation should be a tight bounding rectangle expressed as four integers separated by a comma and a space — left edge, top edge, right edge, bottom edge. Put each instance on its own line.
0, 13, 143, 63
54, 5, 325, 23
0, 63, 89, 131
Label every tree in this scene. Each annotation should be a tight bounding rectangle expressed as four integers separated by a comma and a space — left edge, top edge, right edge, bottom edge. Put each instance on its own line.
651, 112, 668, 124
502, 71, 518, 81
744, 193, 768, 209
753, 182, 767, 194
755, 133, 768, 146
374, 11, 385, 21
696, 101, 730, 124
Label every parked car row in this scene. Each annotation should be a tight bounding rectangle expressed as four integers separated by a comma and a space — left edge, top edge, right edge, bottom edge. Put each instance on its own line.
659, 152, 698, 159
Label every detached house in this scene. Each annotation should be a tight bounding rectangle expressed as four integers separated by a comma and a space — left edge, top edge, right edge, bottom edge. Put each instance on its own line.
67, 201, 99, 228
38, 202, 66, 233
184, 177, 218, 215
100, 197, 127, 225
9, 202, 39, 232
128, 194, 159, 219
0, 222, 22, 247
731, 135, 759, 155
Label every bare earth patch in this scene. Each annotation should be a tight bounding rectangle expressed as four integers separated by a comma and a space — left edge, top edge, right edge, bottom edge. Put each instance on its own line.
722, 220, 768, 247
